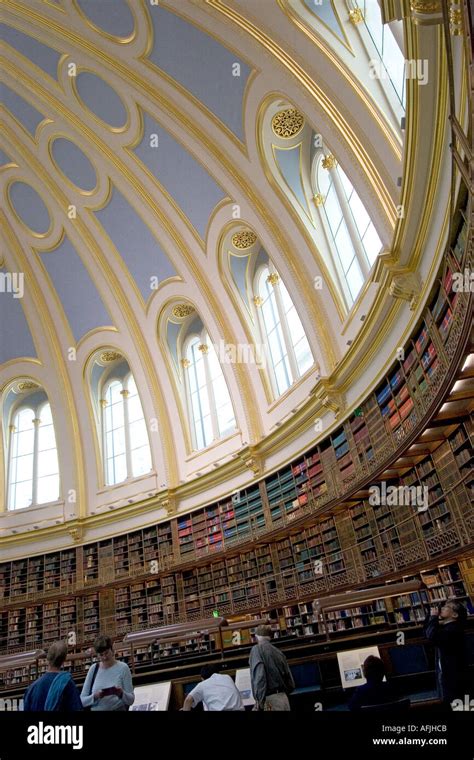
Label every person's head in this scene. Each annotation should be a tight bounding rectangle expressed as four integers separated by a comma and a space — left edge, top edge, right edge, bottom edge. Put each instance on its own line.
255, 624, 272, 643
94, 634, 115, 664
46, 641, 68, 670
362, 656, 386, 683
439, 599, 467, 624
200, 664, 218, 681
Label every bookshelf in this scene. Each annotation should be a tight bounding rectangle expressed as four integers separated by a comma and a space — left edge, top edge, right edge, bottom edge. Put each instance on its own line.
83, 593, 100, 639
393, 563, 474, 623
232, 484, 265, 537
331, 426, 356, 483
376, 362, 417, 441
10, 560, 27, 598
349, 502, 377, 564
266, 465, 298, 521
371, 499, 401, 553
348, 413, 375, 468
449, 419, 474, 487
83, 545, 99, 585
400, 455, 454, 543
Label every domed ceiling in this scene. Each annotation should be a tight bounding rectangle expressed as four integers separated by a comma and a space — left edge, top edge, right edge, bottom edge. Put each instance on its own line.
0, 0, 456, 542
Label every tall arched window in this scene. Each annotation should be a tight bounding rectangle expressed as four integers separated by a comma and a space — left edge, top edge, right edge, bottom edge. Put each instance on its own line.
8, 402, 59, 510
255, 264, 313, 396
183, 331, 236, 451
102, 372, 151, 486
359, 0, 406, 109
315, 155, 382, 301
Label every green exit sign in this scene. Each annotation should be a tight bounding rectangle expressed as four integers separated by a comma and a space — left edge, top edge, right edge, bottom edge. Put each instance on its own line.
213, 610, 219, 618
354, 408, 363, 417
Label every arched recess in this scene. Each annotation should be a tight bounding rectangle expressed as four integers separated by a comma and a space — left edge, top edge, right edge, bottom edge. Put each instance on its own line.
86, 349, 154, 489
219, 224, 321, 401
158, 300, 245, 458
1, 378, 60, 511
259, 99, 388, 312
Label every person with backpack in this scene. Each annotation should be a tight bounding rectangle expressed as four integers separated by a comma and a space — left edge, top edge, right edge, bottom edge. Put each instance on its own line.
23, 641, 82, 711
81, 634, 134, 711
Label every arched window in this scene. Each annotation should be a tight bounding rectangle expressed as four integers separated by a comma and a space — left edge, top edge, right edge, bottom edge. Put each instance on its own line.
315, 155, 382, 301
358, 1, 406, 109
8, 402, 59, 510
255, 264, 313, 396
183, 331, 236, 451
102, 373, 151, 486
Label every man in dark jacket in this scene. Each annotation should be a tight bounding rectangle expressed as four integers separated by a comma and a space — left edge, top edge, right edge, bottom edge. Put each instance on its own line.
424, 599, 468, 708
348, 655, 396, 711
249, 624, 295, 710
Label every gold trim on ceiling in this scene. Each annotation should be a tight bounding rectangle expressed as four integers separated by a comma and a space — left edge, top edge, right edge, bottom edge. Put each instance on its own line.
172, 304, 196, 319
271, 107, 305, 138
231, 230, 257, 249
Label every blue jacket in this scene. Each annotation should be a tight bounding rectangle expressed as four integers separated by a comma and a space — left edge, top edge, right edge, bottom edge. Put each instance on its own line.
24, 671, 83, 711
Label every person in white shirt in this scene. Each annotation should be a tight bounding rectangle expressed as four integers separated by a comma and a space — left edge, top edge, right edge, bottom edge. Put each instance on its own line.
182, 665, 245, 711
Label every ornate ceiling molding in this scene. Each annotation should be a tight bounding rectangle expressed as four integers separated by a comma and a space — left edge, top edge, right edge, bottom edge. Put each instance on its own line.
172, 304, 195, 319
231, 230, 257, 249
271, 108, 305, 138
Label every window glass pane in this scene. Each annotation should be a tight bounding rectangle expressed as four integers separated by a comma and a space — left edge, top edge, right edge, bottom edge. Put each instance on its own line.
104, 381, 125, 484
188, 339, 212, 450
347, 258, 365, 300
285, 305, 306, 344
348, 191, 371, 239
317, 159, 331, 195
202, 414, 213, 447
337, 167, 354, 201
114, 453, 127, 484
12, 480, 33, 510
279, 280, 292, 313
324, 184, 343, 233
108, 381, 122, 405
363, 1, 405, 106
267, 326, 286, 367
17, 429, 35, 456
131, 445, 152, 477
37, 474, 59, 504
106, 458, 115, 485
38, 449, 59, 478
212, 376, 230, 409
113, 427, 126, 456
334, 220, 358, 272
16, 407, 34, 432
364, 0, 384, 51
127, 394, 142, 424
38, 424, 56, 452
14, 454, 34, 483
40, 404, 52, 425
9, 408, 35, 510
129, 419, 149, 450
294, 336, 313, 375
217, 402, 235, 437
362, 222, 383, 264
383, 27, 405, 99
207, 340, 236, 436
274, 359, 291, 395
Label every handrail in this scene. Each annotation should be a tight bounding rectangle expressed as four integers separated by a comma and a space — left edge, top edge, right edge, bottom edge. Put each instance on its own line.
313, 580, 424, 614
0, 650, 45, 673
123, 616, 228, 645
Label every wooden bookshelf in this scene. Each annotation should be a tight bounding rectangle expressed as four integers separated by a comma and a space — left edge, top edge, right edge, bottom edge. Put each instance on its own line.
0, 254, 472, 657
